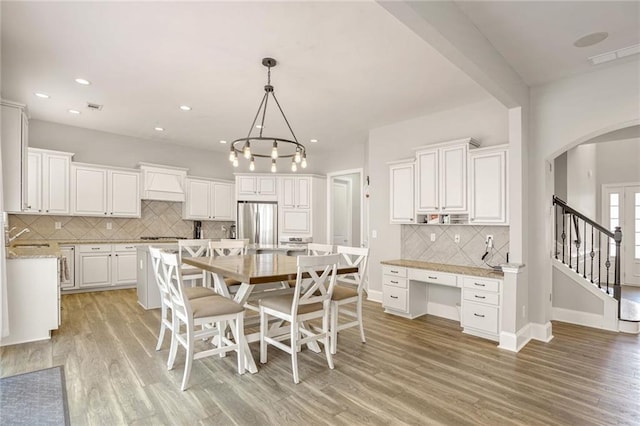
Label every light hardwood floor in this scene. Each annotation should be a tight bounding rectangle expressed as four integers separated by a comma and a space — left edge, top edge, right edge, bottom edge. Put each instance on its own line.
1, 289, 639, 425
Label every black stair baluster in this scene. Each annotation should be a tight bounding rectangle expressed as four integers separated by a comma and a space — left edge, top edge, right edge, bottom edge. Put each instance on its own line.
597, 232, 602, 289
589, 224, 595, 283
554, 205, 559, 260
583, 219, 587, 279
561, 210, 566, 264
568, 214, 572, 269
605, 238, 611, 294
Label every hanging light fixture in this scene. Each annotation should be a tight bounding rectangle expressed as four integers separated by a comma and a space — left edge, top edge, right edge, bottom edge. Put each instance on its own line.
229, 58, 307, 172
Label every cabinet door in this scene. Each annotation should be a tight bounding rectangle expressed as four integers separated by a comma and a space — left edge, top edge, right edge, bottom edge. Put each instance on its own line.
257, 176, 276, 196
416, 150, 438, 212
280, 177, 296, 208
43, 153, 70, 215
440, 144, 467, 212
78, 253, 112, 288
281, 209, 311, 234
469, 150, 507, 224
25, 151, 42, 213
72, 166, 108, 216
296, 177, 311, 209
237, 176, 257, 195
109, 170, 140, 217
389, 162, 415, 224
212, 182, 233, 220
185, 178, 211, 220
59, 246, 75, 290
113, 251, 137, 285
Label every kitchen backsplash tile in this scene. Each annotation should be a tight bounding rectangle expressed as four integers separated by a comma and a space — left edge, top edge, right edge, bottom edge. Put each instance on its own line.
401, 225, 509, 269
9, 200, 233, 241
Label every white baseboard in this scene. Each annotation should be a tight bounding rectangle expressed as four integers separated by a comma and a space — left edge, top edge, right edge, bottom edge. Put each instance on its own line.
552, 307, 617, 331
498, 323, 532, 352
529, 321, 554, 342
366, 289, 382, 303
618, 320, 640, 334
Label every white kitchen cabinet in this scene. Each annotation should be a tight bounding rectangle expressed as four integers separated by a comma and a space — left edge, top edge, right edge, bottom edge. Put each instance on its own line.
389, 160, 415, 224
75, 244, 137, 290
25, 148, 73, 215
281, 209, 311, 234
461, 276, 502, 341
280, 176, 310, 209
139, 163, 188, 202
71, 163, 141, 217
183, 177, 234, 221
277, 175, 325, 240
381, 266, 427, 318
112, 244, 138, 286
236, 175, 277, 201
415, 138, 478, 214
469, 145, 508, 225
1, 100, 29, 213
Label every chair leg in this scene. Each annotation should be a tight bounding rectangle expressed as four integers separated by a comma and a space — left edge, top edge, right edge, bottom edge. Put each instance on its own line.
323, 311, 334, 370
181, 329, 194, 391
156, 303, 167, 351
167, 314, 179, 370
330, 302, 338, 355
219, 320, 227, 358
357, 296, 366, 343
260, 308, 267, 364
235, 313, 245, 374
291, 320, 299, 384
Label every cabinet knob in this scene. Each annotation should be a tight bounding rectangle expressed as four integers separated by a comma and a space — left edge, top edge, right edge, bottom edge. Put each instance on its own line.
46, 210, 49, 213
38, 209, 42, 212
104, 212, 107, 215
110, 212, 113, 215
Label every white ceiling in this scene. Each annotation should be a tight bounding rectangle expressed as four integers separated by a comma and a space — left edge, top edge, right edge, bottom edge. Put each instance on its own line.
0, 1, 489, 158
2, 2, 638, 159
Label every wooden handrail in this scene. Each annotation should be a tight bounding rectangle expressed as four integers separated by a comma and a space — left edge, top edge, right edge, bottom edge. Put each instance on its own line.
552, 196, 613, 237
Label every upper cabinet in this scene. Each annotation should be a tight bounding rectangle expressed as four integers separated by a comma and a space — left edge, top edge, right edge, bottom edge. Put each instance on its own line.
236, 175, 277, 201
389, 160, 415, 224
25, 148, 74, 215
1, 100, 28, 213
139, 163, 187, 202
415, 138, 478, 213
469, 145, 508, 225
71, 164, 141, 217
280, 176, 310, 209
183, 177, 234, 221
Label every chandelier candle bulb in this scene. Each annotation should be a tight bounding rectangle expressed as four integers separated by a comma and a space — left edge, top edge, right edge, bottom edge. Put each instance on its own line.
249, 156, 256, 171
243, 142, 251, 159
271, 141, 278, 159
291, 158, 297, 172
271, 160, 277, 173
301, 152, 307, 169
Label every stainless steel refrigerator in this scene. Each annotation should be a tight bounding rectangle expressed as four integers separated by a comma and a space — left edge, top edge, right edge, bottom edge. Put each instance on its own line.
237, 201, 278, 245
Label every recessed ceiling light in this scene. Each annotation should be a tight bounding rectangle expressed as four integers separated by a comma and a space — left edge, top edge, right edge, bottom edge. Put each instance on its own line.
68, 109, 81, 114
75, 78, 91, 85
179, 105, 192, 111
154, 127, 164, 132
310, 139, 318, 143
35, 92, 50, 99
573, 32, 608, 48
219, 140, 227, 144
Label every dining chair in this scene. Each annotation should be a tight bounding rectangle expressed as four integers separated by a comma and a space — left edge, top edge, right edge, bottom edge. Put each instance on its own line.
209, 240, 247, 257
330, 245, 370, 354
259, 254, 340, 384
149, 247, 218, 352
307, 243, 334, 255
160, 251, 246, 390
178, 239, 211, 287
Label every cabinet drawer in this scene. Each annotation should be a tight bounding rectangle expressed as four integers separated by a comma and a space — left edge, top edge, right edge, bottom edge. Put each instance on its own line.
382, 266, 407, 278
463, 289, 499, 306
382, 275, 407, 289
382, 286, 407, 312
463, 276, 500, 293
408, 269, 457, 287
78, 244, 111, 253
113, 244, 137, 252
462, 302, 498, 334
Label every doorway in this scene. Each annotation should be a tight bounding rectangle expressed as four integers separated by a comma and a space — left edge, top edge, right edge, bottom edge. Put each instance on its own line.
326, 169, 363, 247
602, 183, 640, 286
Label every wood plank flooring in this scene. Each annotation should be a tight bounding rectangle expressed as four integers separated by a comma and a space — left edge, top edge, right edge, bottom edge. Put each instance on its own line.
1, 289, 639, 425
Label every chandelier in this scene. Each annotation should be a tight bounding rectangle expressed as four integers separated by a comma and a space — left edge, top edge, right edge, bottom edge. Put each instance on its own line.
229, 57, 307, 173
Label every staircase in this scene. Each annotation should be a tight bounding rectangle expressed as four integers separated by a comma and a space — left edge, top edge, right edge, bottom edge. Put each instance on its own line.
552, 196, 639, 333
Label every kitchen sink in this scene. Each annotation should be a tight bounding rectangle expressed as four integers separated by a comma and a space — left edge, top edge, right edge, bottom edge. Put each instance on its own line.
12, 243, 51, 248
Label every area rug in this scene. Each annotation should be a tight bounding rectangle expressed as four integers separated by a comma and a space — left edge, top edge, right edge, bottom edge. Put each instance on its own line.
0, 365, 70, 425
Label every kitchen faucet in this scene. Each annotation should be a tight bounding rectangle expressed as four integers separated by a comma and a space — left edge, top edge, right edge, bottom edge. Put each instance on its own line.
7, 227, 30, 243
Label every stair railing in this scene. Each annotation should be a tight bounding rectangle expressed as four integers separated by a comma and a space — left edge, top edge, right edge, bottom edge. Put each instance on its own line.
552, 195, 622, 317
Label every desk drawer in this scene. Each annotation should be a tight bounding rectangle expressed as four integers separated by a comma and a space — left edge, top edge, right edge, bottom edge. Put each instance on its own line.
463, 276, 500, 293
382, 275, 407, 289
383, 286, 407, 312
382, 266, 407, 278
408, 269, 457, 287
462, 302, 498, 334
463, 289, 499, 306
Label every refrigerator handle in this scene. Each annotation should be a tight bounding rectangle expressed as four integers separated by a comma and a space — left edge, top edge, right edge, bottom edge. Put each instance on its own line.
255, 210, 260, 244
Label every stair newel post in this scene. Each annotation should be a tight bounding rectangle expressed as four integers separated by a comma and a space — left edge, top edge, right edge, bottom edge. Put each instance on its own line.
613, 226, 622, 318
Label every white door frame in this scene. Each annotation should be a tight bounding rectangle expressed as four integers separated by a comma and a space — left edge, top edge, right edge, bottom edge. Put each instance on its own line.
326, 168, 364, 247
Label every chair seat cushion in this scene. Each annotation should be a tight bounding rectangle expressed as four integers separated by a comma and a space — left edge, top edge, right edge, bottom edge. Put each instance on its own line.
184, 286, 217, 300
181, 268, 203, 277
190, 296, 244, 319
332, 284, 358, 301
260, 294, 324, 315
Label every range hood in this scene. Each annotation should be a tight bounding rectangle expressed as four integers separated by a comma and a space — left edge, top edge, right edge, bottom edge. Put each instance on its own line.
138, 163, 188, 202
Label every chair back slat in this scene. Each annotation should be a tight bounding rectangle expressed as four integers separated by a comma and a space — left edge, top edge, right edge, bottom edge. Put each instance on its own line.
209, 240, 247, 257
307, 243, 334, 255
293, 254, 340, 312
336, 245, 370, 293
160, 251, 192, 322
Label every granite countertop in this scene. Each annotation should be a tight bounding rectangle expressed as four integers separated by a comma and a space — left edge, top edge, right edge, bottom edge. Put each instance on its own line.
249, 244, 307, 251
6, 241, 62, 259
381, 259, 504, 278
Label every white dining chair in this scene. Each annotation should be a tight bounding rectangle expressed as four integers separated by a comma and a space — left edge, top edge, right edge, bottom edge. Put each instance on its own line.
307, 243, 334, 255
178, 239, 211, 287
330, 245, 369, 354
160, 251, 246, 391
259, 254, 340, 384
209, 240, 247, 257
149, 247, 218, 352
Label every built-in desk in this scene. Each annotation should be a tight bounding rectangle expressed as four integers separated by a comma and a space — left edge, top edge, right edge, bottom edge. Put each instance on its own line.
381, 260, 504, 342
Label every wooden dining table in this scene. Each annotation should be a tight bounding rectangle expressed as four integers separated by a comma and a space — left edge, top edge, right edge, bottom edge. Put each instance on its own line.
182, 253, 358, 373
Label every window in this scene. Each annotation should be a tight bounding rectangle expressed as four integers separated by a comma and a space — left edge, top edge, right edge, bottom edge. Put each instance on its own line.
609, 193, 620, 256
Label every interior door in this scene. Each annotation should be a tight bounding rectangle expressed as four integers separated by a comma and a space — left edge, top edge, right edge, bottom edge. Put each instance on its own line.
603, 184, 640, 286
332, 179, 351, 246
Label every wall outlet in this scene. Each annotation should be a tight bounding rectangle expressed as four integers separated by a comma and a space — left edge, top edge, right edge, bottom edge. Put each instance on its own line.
430, 233, 436, 242
54, 222, 62, 230
372, 230, 377, 239
486, 235, 494, 248
106, 222, 112, 230
454, 234, 460, 244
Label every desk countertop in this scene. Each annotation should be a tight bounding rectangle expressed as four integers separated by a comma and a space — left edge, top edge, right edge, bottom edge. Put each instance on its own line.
381, 259, 504, 278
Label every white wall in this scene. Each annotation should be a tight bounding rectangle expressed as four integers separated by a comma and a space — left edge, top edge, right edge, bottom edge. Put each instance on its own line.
367, 97, 508, 295
528, 60, 640, 326
566, 144, 597, 218
29, 119, 235, 180
552, 268, 602, 314
554, 152, 567, 201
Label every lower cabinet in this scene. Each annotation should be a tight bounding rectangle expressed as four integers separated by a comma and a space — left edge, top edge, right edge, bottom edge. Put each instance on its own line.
381, 266, 427, 319
460, 276, 501, 341
71, 244, 137, 291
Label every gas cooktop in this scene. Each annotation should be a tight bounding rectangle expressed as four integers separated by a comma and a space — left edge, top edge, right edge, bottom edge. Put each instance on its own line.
140, 236, 186, 240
